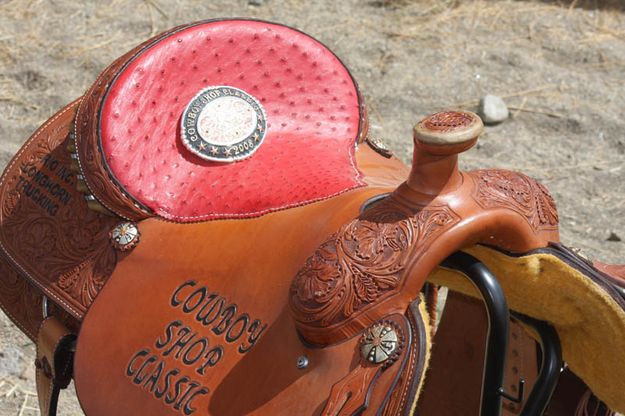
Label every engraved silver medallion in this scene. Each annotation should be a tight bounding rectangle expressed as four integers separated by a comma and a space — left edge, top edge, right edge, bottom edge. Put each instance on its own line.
110, 221, 140, 251
181, 86, 267, 162
360, 322, 400, 365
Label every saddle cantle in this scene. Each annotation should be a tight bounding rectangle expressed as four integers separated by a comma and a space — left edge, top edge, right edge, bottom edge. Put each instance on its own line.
0, 18, 623, 416
75, 19, 368, 222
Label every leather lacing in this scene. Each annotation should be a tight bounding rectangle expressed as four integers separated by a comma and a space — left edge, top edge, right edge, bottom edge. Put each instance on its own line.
575, 389, 616, 416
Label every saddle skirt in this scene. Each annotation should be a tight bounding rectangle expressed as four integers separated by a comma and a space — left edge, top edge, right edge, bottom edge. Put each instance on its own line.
0, 18, 624, 416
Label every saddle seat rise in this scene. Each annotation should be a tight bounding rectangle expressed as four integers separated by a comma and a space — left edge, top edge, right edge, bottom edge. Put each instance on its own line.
0, 18, 623, 416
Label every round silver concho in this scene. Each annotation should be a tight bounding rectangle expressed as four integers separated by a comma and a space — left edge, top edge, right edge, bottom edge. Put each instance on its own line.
110, 221, 140, 251
180, 86, 267, 163
360, 323, 400, 365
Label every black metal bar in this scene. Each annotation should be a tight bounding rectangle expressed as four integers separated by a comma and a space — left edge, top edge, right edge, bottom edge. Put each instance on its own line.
512, 313, 563, 416
498, 379, 525, 404
442, 252, 510, 416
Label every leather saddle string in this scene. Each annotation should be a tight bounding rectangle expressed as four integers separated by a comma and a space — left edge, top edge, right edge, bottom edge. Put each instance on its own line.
35, 316, 76, 416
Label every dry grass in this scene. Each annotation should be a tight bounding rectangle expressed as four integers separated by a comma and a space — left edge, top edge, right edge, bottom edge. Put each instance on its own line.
4, 0, 621, 123
0, 1, 623, 414
0, 377, 39, 416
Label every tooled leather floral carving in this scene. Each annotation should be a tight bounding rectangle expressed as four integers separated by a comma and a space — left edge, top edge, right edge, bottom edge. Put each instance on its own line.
0, 255, 44, 339
0, 103, 119, 320
290, 198, 458, 328
471, 169, 558, 230
57, 259, 107, 309
0, 254, 80, 341
423, 111, 473, 132
1, 122, 61, 219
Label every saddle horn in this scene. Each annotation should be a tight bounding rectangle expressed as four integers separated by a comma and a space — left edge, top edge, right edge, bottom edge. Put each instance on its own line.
289, 109, 558, 346
2, 18, 624, 415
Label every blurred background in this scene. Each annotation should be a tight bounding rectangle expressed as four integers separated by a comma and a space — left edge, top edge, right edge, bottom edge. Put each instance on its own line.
0, 0, 623, 414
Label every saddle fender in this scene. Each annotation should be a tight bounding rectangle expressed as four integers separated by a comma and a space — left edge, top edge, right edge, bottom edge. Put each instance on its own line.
72, 155, 432, 416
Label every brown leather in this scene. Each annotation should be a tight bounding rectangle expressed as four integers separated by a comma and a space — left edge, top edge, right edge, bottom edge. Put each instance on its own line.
0, 99, 119, 337
573, 387, 617, 416
416, 292, 538, 416
544, 369, 616, 416
35, 316, 76, 416
593, 261, 625, 287
1, 19, 624, 416
427, 243, 625, 413
419, 291, 619, 416
321, 313, 408, 416
0, 64, 417, 415
71, 148, 425, 414
323, 365, 380, 416
290, 118, 559, 345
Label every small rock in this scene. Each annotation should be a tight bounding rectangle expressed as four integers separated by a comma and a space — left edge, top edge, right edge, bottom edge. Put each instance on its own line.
478, 95, 509, 125
248, 0, 264, 5
607, 232, 622, 242
0, 345, 25, 377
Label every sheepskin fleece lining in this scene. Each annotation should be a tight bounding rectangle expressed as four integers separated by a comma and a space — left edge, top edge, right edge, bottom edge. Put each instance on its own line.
427, 245, 625, 413
409, 295, 432, 416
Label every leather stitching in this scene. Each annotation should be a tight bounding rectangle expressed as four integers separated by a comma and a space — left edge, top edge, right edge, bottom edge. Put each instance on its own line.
160, 182, 367, 221
0, 101, 83, 319
398, 310, 420, 413
0, 256, 36, 339
74, 20, 367, 222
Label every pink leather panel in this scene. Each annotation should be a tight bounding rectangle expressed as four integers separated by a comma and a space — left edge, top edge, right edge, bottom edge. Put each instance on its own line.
99, 20, 364, 222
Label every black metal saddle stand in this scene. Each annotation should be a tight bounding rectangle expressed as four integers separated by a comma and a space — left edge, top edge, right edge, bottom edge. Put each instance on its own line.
441, 252, 564, 416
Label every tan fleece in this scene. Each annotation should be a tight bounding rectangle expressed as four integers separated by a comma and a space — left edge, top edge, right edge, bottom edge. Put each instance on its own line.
409, 295, 432, 416
426, 245, 625, 413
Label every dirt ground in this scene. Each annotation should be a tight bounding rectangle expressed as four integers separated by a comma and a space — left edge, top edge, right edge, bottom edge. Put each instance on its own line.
0, 0, 623, 414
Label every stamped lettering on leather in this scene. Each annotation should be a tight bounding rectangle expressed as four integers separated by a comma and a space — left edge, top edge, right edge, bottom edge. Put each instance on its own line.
12, 154, 73, 217
125, 280, 267, 415
180, 86, 267, 163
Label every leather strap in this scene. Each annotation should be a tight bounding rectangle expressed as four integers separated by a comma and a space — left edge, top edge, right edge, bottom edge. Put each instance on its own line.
322, 365, 381, 415
35, 316, 76, 416
544, 368, 616, 416
321, 314, 410, 415
574, 388, 617, 416
417, 292, 538, 416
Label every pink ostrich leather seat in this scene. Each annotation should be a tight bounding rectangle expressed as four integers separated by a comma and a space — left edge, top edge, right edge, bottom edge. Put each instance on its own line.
2, 17, 625, 416
75, 19, 366, 222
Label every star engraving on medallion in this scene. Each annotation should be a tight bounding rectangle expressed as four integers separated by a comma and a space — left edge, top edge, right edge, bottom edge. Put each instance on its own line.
180, 85, 267, 162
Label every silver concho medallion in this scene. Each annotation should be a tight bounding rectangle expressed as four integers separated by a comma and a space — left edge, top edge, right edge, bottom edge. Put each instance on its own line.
181, 86, 267, 162
360, 322, 400, 365
110, 221, 140, 251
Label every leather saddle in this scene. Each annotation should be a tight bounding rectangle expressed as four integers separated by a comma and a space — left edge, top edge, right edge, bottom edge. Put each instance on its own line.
0, 19, 623, 416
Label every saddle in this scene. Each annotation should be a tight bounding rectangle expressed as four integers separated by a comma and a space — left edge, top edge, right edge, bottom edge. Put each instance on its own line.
0, 19, 623, 416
